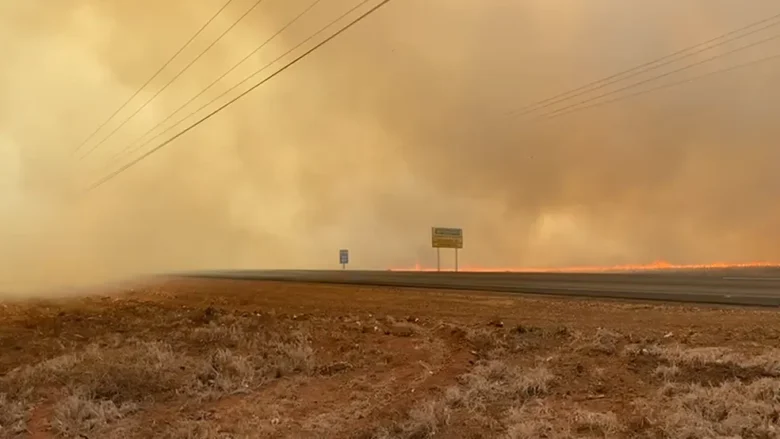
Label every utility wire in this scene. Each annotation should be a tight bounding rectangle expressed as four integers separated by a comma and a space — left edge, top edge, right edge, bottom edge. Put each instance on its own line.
112, 0, 375, 164
534, 31, 780, 120
88, 0, 392, 191
109, 0, 324, 163
79, 0, 267, 160
508, 11, 780, 117
543, 52, 780, 121
72, 0, 236, 156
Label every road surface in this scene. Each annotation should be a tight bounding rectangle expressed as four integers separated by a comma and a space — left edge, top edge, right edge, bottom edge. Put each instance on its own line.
184, 269, 780, 307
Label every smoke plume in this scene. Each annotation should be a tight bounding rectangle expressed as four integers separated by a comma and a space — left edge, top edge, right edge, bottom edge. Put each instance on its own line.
1, 0, 779, 295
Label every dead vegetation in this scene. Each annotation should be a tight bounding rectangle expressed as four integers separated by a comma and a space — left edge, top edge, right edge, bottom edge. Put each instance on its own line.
51, 391, 137, 438
0, 394, 26, 437
0, 310, 320, 438
2, 278, 780, 438
636, 378, 780, 438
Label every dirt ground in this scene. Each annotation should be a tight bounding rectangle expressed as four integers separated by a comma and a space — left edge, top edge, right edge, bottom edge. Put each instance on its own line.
2, 278, 780, 438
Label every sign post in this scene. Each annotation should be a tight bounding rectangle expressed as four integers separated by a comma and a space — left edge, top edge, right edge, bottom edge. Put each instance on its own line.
339, 249, 349, 270
431, 227, 463, 272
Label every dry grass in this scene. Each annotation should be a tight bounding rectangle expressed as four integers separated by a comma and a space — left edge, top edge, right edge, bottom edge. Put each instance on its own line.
504, 402, 569, 439
576, 328, 624, 355
0, 329, 318, 405
7, 279, 780, 438
269, 332, 316, 377
638, 377, 780, 438
653, 364, 681, 379
626, 343, 780, 378
465, 327, 509, 359
452, 361, 553, 411
572, 409, 622, 436
373, 360, 555, 439
189, 321, 251, 347
155, 418, 277, 439
0, 314, 319, 438
50, 391, 137, 437
199, 348, 256, 393
462, 325, 539, 359
377, 400, 452, 439
2, 340, 196, 403
0, 393, 27, 437
504, 404, 623, 439
387, 321, 422, 337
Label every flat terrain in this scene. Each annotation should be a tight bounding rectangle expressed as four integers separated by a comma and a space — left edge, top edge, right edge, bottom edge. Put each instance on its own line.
2, 278, 780, 438
193, 268, 780, 306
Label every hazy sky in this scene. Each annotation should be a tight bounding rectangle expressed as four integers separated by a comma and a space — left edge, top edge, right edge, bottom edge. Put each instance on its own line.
1, 0, 780, 293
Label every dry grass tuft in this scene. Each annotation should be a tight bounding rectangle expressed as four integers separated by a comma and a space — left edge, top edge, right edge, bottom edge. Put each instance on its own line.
455, 361, 553, 411
465, 327, 507, 356
653, 364, 680, 380
270, 333, 316, 377
626, 343, 780, 378
402, 400, 452, 438
2, 341, 196, 403
505, 404, 622, 438
572, 409, 622, 436
372, 400, 451, 439
577, 328, 623, 355
198, 349, 256, 393
157, 419, 226, 439
0, 393, 27, 436
638, 377, 780, 438
51, 391, 137, 437
463, 326, 532, 359
0, 329, 318, 410
189, 321, 250, 347
372, 360, 554, 439
388, 321, 423, 337
505, 402, 570, 439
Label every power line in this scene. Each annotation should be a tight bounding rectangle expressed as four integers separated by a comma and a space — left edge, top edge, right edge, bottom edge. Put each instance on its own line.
71, 0, 236, 156
79, 0, 267, 160
110, 0, 324, 163
111, 0, 375, 164
534, 31, 780, 120
88, 0, 392, 191
507, 10, 780, 118
543, 52, 780, 121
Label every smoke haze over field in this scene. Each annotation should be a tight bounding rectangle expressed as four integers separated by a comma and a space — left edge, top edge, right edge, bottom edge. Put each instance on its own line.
1, 0, 780, 294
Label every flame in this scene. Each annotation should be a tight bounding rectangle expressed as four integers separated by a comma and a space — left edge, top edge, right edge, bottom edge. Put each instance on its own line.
391, 260, 780, 273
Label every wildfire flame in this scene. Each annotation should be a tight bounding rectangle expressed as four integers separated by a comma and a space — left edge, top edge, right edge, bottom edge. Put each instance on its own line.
392, 260, 780, 273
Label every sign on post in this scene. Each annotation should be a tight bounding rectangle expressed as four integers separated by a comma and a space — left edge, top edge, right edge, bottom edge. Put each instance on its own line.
339, 249, 349, 270
431, 227, 463, 249
431, 227, 463, 272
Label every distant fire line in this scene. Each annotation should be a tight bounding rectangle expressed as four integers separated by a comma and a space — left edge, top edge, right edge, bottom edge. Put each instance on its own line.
390, 261, 780, 273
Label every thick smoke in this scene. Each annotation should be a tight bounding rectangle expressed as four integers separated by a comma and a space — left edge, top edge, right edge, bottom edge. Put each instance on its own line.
1, 0, 780, 294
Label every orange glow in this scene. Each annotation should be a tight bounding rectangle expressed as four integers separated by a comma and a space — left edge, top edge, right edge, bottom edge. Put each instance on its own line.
391, 260, 780, 273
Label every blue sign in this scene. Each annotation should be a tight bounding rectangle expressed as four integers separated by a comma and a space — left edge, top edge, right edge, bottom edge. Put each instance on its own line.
339, 249, 349, 265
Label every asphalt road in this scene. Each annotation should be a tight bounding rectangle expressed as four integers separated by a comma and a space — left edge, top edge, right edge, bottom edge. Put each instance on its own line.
185, 269, 780, 307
